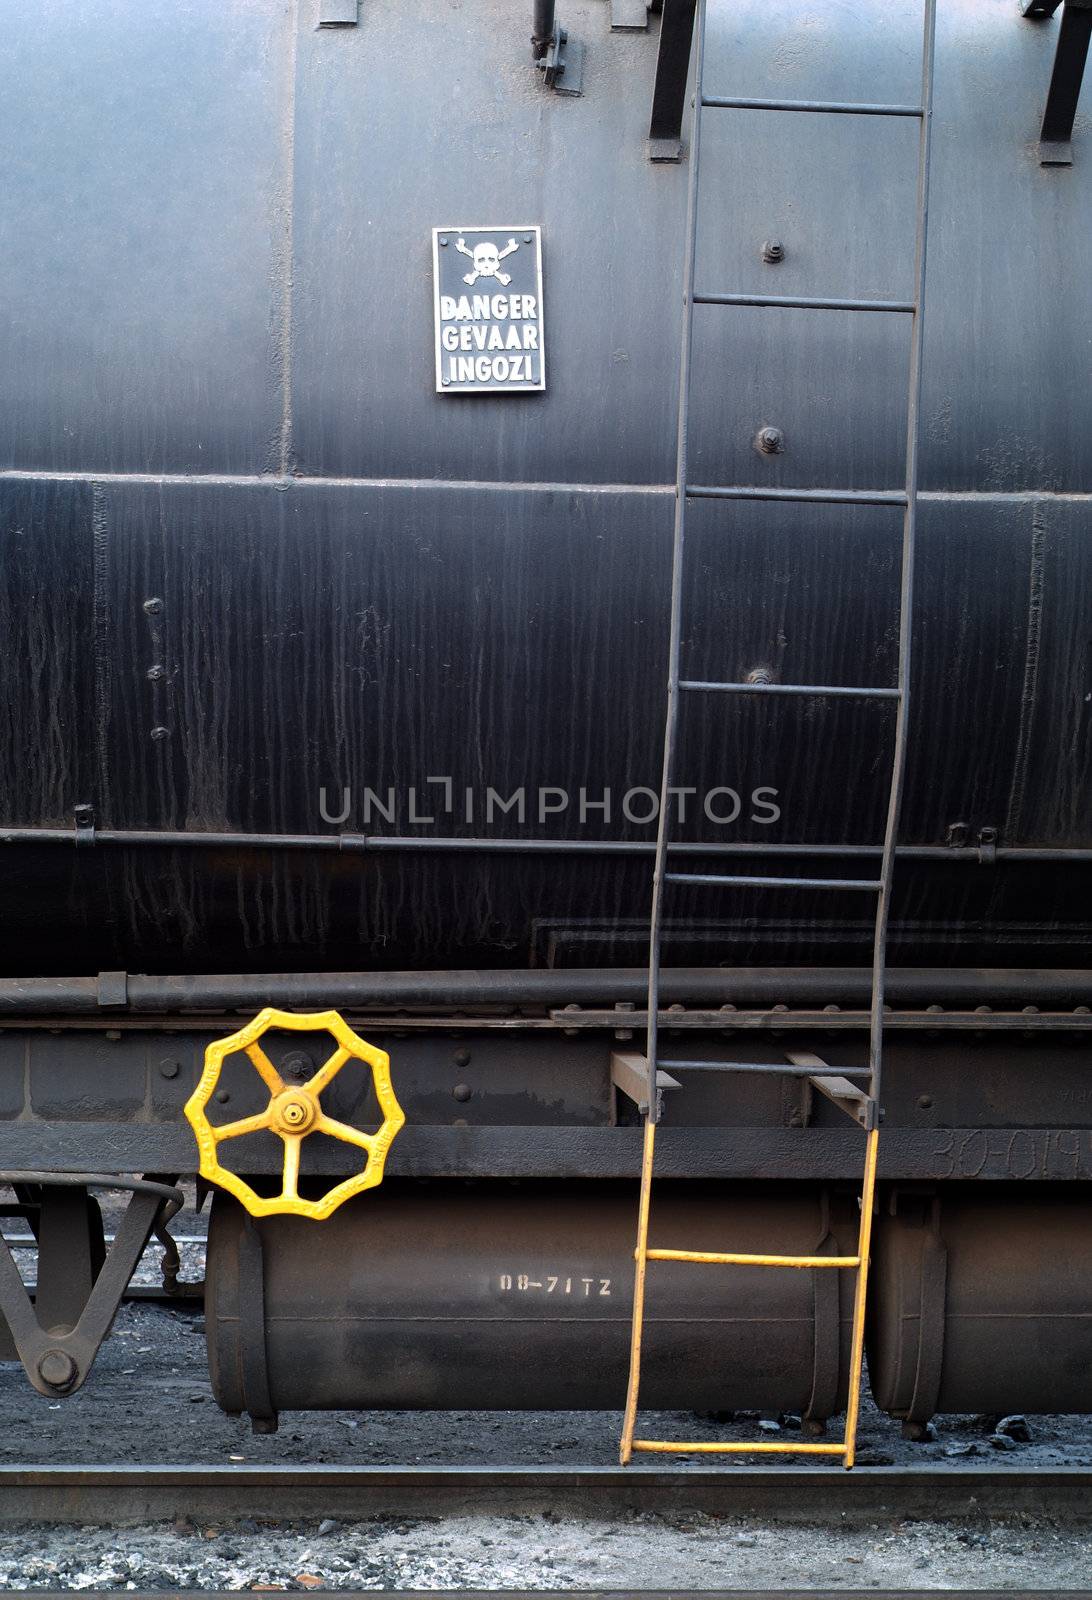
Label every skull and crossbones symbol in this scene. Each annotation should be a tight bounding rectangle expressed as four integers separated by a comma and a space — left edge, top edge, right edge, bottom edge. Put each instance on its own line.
456, 236, 520, 287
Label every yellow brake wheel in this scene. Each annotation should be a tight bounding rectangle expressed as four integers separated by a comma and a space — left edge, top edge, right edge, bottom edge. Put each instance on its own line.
184, 1007, 404, 1220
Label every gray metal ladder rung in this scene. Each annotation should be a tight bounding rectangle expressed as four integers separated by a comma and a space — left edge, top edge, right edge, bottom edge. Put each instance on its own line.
663, 871, 883, 892
685, 485, 908, 506
657, 1059, 871, 1078
694, 292, 915, 314
701, 95, 923, 117
679, 679, 900, 700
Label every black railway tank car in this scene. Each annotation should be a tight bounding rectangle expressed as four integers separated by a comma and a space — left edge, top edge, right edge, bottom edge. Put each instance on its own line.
0, 0, 1090, 1457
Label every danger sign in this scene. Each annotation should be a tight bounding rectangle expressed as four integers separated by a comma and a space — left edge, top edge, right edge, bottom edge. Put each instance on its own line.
432, 226, 546, 394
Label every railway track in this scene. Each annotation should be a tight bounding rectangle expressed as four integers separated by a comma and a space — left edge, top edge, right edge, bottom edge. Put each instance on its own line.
1, 1462, 1089, 1527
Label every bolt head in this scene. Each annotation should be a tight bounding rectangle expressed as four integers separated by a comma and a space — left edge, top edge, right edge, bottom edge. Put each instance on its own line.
38, 1349, 77, 1391
159, 1058, 180, 1080
270, 1088, 318, 1135
762, 239, 785, 264
282, 1051, 313, 1082
756, 426, 785, 455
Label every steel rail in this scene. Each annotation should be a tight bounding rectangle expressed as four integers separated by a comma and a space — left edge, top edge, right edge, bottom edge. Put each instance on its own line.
0, 1462, 1087, 1526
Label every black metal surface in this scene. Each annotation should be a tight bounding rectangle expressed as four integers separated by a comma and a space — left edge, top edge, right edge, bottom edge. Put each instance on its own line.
0, 0, 1089, 980
6, 1123, 1092, 1182
207, 1185, 856, 1416
869, 1188, 1092, 1420
2, 1009, 1092, 1179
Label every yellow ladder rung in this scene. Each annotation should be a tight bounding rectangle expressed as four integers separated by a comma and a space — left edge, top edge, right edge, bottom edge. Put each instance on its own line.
645, 1248, 860, 1268
632, 1439, 847, 1456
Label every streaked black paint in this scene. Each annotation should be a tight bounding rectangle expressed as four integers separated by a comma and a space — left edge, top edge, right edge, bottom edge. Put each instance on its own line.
0, 0, 1089, 977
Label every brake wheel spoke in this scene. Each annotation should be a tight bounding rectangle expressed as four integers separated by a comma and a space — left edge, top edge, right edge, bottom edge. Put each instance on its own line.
316, 1113, 376, 1154
281, 1134, 302, 1200
213, 1111, 273, 1144
246, 1041, 286, 1095
306, 1045, 351, 1097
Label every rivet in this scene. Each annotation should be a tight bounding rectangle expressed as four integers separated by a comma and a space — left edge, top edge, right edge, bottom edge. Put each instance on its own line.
756, 426, 785, 455
159, 1058, 180, 1079
746, 666, 774, 685
454, 1047, 472, 1068
146, 664, 166, 681
453, 1083, 472, 1102
150, 726, 171, 741
761, 239, 785, 264
143, 597, 163, 615
523, 234, 533, 242
215, 1089, 231, 1104
918, 1094, 933, 1110
439, 236, 448, 246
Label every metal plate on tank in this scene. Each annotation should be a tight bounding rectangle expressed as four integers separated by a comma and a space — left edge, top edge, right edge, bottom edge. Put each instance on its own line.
433, 227, 545, 393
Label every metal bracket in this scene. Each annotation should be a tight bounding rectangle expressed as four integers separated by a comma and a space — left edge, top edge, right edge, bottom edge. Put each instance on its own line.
317, 0, 358, 24
1023, 0, 1092, 164
787, 1051, 878, 1132
610, 1050, 680, 1118
648, 0, 698, 161
96, 970, 128, 1009
536, 21, 584, 95
0, 1174, 181, 1397
611, 0, 649, 30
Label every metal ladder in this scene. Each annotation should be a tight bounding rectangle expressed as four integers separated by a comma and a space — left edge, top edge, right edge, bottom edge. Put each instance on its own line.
619, 0, 937, 1471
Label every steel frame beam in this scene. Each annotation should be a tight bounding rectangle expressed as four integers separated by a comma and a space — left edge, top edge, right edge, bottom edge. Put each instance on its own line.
1025, 0, 1092, 163
648, 0, 697, 160
0, 1175, 181, 1396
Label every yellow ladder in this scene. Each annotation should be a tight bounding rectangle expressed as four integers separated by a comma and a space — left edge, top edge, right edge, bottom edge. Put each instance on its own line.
619, 1088, 879, 1468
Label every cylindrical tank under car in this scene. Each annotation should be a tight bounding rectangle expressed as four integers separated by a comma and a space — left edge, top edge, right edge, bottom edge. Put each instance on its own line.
206, 1185, 858, 1417
868, 1188, 1092, 1423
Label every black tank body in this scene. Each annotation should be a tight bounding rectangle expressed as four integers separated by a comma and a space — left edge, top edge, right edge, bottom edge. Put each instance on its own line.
1, 0, 1089, 977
